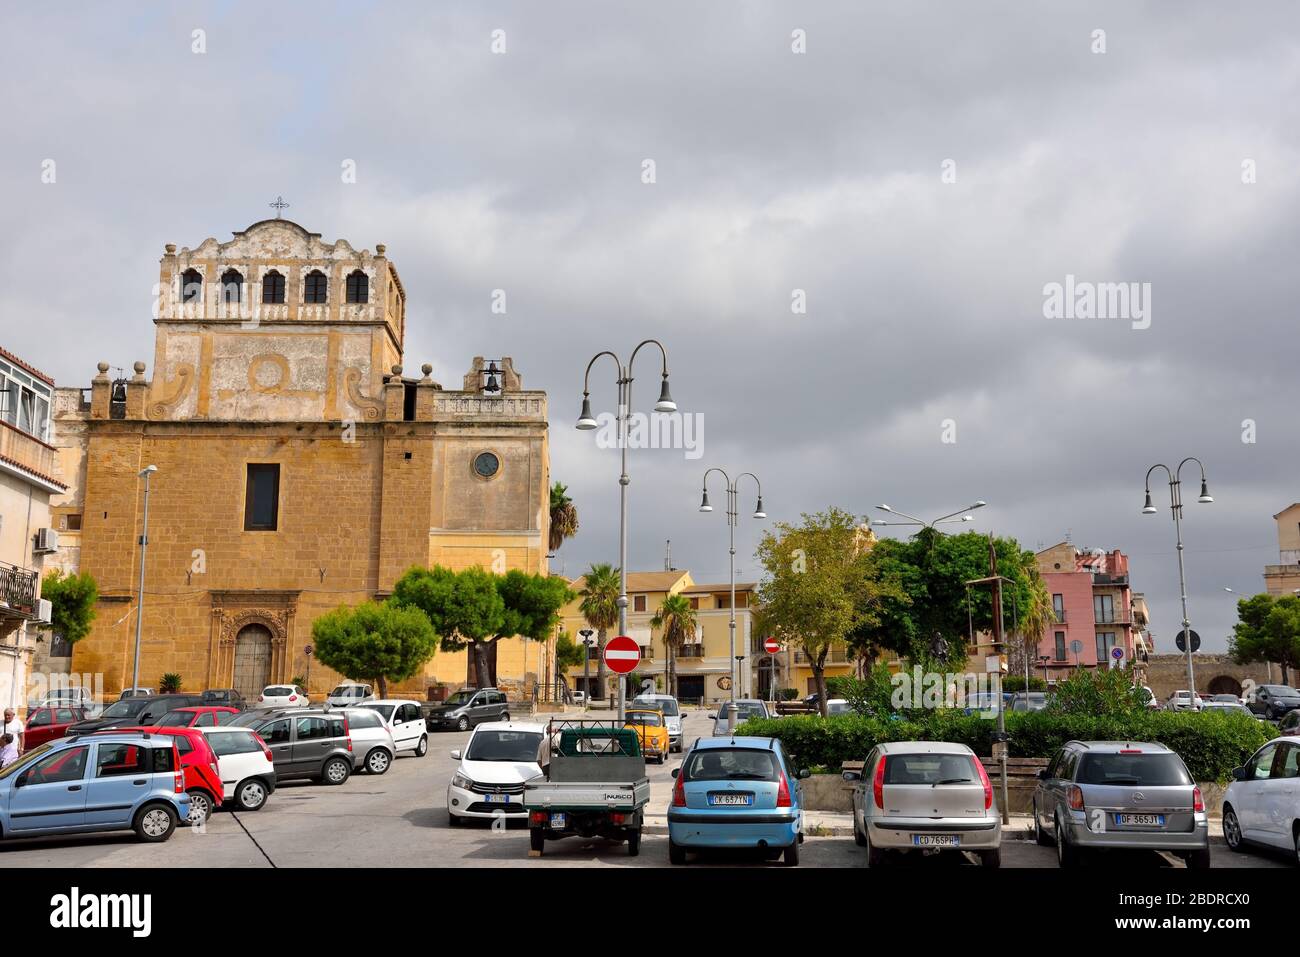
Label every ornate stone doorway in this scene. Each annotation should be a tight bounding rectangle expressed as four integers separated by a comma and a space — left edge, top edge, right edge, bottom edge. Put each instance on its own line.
232, 624, 273, 699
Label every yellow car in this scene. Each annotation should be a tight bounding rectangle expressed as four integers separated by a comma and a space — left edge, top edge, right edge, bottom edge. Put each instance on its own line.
624, 708, 670, 764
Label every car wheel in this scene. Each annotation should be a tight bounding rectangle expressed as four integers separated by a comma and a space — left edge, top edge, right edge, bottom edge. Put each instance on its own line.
322, 756, 351, 785
853, 813, 867, 848
865, 829, 886, 867
530, 828, 545, 855
457, 716, 470, 732
980, 848, 1001, 868
668, 838, 686, 865
186, 789, 212, 827
236, 778, 269, 811
783, 839, 800, 867
448, 809, 460, 827
1222, 806, 1244, 852
1293, 827, 1300, 867
1185, 848, 1211, 869
501, 711, 509, 722
365, 748, 392, 775
627, 830, 641, 856
415, 735, 428, 757
134, 802, 178, 843
1055, 813, 1079, 867
1034, 801, 1053, 847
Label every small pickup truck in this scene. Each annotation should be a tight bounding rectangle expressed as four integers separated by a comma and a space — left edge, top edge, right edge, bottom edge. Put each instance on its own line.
524, 721, 650, 857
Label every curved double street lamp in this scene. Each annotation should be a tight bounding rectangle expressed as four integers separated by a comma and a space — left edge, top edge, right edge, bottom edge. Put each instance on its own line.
1142, 458, 1213, 706
872, 501, 986, 530
575, 339, 676, 721
698, 468, 766, 706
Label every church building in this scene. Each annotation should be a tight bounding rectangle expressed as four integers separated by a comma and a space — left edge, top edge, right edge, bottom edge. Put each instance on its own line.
57, 218, 551, 700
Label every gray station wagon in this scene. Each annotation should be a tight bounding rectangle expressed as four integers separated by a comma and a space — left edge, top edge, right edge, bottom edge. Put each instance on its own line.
236, 709, 354, 786
1032, 740, 1209, 868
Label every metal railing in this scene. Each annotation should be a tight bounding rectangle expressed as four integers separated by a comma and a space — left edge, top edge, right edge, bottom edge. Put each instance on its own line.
0, 559, 38, 615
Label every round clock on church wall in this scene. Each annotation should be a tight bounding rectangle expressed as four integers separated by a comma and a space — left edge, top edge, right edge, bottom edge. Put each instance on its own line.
472, 450, 500, 478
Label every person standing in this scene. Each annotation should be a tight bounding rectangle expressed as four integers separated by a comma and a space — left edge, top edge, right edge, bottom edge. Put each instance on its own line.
2, 708, 23, 754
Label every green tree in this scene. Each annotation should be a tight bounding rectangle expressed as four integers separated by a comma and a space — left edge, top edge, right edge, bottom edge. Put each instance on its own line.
554, 630, 587, 676
755, 507, 895, 716
391, 566, 573, 689
578, 563, 621, 702
1230, 593, 1300, 684
1046, 665, 1145, 716
548, 482, 579, 554
650, 593, 698, 697
311, 600, 439, 698
40, 569, 99, 646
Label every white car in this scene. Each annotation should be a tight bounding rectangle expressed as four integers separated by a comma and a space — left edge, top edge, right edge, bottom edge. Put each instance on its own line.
1222, 738, 1300, 861
199, 726, 278, 811
360, 699, 429, 757
446, 721, 546, 825
631, 694, 683, 753
336, 707, 397, 774
256, 684, 309, 709
1166, 690, 1204, 712
326, 683, 374, 708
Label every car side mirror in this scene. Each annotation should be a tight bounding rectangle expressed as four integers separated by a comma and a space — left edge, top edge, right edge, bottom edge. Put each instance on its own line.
671, 768, 679, 778
1231, 766, 1248, 781
842, 770, 861, 782
1037, 769, 1049, 780
798, 769, 811, 779
707, 713, 716, 720
449, 750, 461, 760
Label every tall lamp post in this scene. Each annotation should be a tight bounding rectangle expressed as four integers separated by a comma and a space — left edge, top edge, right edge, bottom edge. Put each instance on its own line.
578, 628, 595, 707
131, 465, 158, 695
1142, 458, 1213, 705
699, 468, 766, 706
872, 500, 986, 531
575, 340, 676, 723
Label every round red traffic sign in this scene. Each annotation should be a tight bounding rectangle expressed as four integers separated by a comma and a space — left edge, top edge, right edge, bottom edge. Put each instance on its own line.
603, 635, 641, 674
763, 638, 780, 655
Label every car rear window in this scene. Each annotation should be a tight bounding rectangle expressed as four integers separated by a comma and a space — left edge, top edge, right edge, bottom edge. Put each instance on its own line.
633, 697, 678, 716
883, 753, 979, 785
207, 731, 263, 756
364, 704, 395, 721
149, 746, 177, 773
265, 687, 293, 696
346, 710, 382, 729
1076, 753, 1191, 786
682, 748, 780, 782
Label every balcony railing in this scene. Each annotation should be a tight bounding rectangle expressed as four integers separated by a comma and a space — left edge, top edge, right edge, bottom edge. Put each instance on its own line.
0, 420, 57, 479
794, 648, 854, 665
0, 559, 39, 616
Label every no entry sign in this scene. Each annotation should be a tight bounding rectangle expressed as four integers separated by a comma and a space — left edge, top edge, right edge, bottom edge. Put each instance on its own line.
603, 635, 641, 674
763, 638, 780, 655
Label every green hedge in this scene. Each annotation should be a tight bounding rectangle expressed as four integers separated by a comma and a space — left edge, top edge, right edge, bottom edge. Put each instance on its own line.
739, 710, 1272, 783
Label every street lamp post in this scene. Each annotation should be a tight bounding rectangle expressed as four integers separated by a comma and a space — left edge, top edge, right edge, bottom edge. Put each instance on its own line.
579, 628, 594, 707
872, 500, 986, 532
575, 340, 676, 724
699, 468, 766, 706
131, 465, 158, 695
1143, 458, 1213, 705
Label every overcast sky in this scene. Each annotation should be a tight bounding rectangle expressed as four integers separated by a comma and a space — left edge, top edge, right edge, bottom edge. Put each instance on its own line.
5, 1, 1298, 654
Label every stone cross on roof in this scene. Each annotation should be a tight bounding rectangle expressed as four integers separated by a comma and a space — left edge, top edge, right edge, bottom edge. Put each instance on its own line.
269, 196, 290, 218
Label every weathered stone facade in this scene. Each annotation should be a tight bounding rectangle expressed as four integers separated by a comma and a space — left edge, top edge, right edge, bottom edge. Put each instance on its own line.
64, 220, 550, 699
1144, 653, 1273, 700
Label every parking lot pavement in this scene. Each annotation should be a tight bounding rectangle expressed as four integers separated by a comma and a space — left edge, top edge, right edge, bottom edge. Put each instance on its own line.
0, 706, 1289, 868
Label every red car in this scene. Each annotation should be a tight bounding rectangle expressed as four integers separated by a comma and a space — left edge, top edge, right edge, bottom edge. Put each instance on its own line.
90, 725, 224, 825
23, 706, 88, 748
150, 705, 238, 729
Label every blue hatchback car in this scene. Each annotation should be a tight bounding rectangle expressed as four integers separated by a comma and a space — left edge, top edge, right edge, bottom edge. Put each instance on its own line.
667, 735, 808, 866
0, 732, 190, 843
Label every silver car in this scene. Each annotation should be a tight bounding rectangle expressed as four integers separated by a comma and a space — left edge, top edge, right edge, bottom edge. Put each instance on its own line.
1032, 740, 1209, 867
333, 707, 397, 774
845, 741, 1001, 867
708, 699, 770, 735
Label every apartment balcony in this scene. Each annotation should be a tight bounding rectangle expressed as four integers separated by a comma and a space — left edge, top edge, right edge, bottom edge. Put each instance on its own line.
0, 420, 61, 488
1092, 574, 1129, 587
1093, 613, 1132, 626
678, 644, 704, 659
0, 559, 40, 620
794, 648, 854, 666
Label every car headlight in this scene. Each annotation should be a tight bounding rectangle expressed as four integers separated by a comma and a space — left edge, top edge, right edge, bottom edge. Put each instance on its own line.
452, 772, 472, 789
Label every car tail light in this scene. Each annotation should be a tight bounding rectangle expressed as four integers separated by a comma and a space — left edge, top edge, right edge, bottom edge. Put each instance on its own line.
258, 695, 264, 702
776, 771, 792, 808
974, 757, 993, 810
671, 771, 686, 807
1192, 786, 1204, 813
288, 695, 297, 702
610, 812, 625, 825
254, 733, 272, 763
529, 811, 547, 825
1067, 785, 1084, 810
873, 756, 887, 809
173, 746, 184, 793
1120, 748, 1142, 754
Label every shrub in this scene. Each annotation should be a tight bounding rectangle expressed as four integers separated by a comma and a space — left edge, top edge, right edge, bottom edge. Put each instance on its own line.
159, 673, 182, 693
826, 666, 896, 715
1046, 666, 1145, 716
739, 709, 1270, 782
779, 688, 799, 701
1002, 675, 1046, 693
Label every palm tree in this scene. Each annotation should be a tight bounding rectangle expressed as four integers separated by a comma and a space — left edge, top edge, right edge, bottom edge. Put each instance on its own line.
548, 482, 579, 555
579, 563, 620, 702
651, 593, 698, 698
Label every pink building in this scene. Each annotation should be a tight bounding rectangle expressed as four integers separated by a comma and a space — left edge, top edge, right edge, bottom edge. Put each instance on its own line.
1035, 543, 1136, 683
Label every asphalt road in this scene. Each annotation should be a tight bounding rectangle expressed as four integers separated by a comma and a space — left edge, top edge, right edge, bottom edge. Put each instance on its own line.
0, 709, 1289, 868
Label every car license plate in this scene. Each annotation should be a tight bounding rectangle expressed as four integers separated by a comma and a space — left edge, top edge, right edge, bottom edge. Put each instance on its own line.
485, 794, 511, 804
549, 813, 566, 828
708, 793, 753, 806
912, 834, 960, 847
1115, 813, 1164, 827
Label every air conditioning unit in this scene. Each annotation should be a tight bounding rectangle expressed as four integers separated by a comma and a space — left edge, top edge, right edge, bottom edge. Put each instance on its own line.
33, 527, 58, 554
34, 598, 52, 625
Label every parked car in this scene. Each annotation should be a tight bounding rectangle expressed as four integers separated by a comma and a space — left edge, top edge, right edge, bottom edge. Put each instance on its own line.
709, 699, 772, 735
36, 687, 99, 714
1010, 692, 1049, 712
447, 721, 546, 825
1032, 740, 1209, 868
235, 710, 353, 785
0, 733, 189, 843
23, 706, 87, 748
150, 706, 238, 729
570, 691, 588, 706
360, 699, 429, 757
846, 741, 1001, 868
200, 688, 247, 711
667, 735, 807, 865
1210, 693, 1244, 706
1138, 686, 1160, 710
624, 707, 669, 763
1277, 709, 1300, 737
67, 694, 205, 735
1166, 690, 1204, 712
255, 684, 310, 709
119, 687, 154, 699
1222, 737, 1300, 862
1247, 685, 1300, 721
630, 694, 683, 752
335, 708, 396, 774
89, 725, 224, 826
326, 683, 374, 708
961, 692, 1005, 716
824, 698, 852, 716
199, 726, 277, 811
1203, 701, 1253, 717
426, 688, 510, 732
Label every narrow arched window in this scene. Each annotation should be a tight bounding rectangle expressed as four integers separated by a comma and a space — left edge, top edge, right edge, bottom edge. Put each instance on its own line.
303, 269, 328, 304
221, 269, 243, 304
262, 270, 285, 304
181, 269, 203, 303
345, 270, 369, 304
